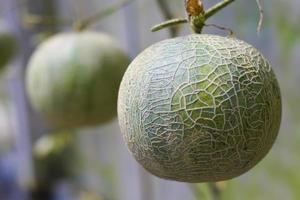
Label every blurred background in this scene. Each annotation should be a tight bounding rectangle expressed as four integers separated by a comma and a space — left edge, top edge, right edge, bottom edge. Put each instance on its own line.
0, 0, 299, 199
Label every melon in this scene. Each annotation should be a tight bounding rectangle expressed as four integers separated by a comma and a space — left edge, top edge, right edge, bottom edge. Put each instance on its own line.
33, 131, 76, 198
0, 20, 16, 70
26, 32, 130, 129
118, 34, 282, 182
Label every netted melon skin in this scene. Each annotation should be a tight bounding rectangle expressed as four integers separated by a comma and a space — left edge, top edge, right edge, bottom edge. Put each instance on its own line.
118, 34, 281, 182
27, 32, 130, 129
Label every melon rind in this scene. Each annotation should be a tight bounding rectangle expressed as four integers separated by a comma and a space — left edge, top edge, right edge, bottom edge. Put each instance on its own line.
118, 34, 282, 182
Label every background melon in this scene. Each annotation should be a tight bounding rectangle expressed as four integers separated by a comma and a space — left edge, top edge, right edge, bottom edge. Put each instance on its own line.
32, 131, 76, 200
118, 34, 282, 183
26, 32, 130, 129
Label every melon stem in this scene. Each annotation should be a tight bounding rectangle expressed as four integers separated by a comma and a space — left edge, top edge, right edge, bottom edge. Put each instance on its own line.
151, 18, 188, 32
151, 0, 235, 34
204, 0, 235, 20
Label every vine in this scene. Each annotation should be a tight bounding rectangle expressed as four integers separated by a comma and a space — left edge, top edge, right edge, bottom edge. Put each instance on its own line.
152, 0, 264, 35
155, 0, 179, 37
256, 0, 264, 34
152, 0, 235, 34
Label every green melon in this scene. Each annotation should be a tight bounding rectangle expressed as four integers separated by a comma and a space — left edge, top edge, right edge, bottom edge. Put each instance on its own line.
0, 20, 16, 70
118, 34, 282, 183
33, 131, 76, 197
26, 32, 130, 129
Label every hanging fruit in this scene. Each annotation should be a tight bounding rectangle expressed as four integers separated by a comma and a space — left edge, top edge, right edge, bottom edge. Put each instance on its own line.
118, 0, 281, 183
32, 131, 76, 199
26, 32, 130, 129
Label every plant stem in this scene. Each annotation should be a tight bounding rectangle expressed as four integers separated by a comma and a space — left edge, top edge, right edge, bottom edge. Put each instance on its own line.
151, 0, 235, 34
151, 18, 188, 32
189, 15, 205, 33
156, 0, 179, 37
255, 0, 264, 34
204, 23, 234, 35
74, 0, 135, 31
204, 0, 235, 20
188, 0, 235, 33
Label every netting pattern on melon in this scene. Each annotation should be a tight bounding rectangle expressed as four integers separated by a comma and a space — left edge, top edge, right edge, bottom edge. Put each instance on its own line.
118, 34, 281, 182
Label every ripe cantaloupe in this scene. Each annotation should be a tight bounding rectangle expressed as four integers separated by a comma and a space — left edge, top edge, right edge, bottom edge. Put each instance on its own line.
118, 34, 281, 182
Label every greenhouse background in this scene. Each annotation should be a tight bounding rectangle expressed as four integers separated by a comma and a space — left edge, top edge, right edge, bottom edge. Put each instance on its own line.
0, 0, 300, 199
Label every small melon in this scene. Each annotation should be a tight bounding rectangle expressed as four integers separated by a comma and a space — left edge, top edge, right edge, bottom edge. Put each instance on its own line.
33, 131, 76, 197
26, 32, 130, 129
118, 34, 282, 182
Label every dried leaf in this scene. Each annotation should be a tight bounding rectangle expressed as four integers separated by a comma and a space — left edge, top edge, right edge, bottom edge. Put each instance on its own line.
185, 0, 204, 17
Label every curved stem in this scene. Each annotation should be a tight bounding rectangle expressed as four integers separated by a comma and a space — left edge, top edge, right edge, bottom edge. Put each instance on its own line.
256, 0, 264, 34
204, 23, 234, 36
151, 18, 188, 32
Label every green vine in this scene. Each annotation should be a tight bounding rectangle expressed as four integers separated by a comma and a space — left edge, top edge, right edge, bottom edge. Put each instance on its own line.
152, 0, 235, 34
152, 0, 263, 35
